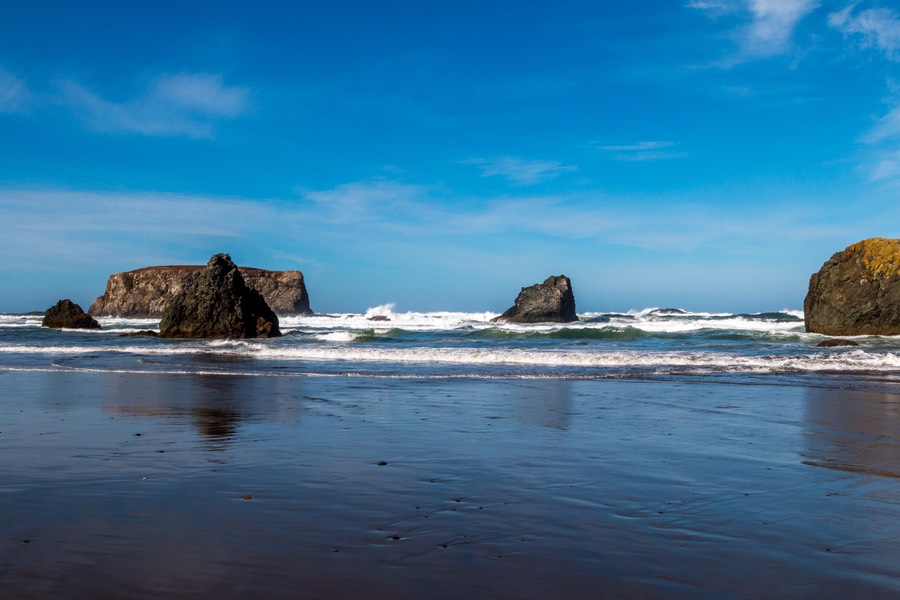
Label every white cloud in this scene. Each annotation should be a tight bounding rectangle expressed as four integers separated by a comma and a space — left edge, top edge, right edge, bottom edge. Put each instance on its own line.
829, 4, 900, 60
302, 180, 430, 224
58, 73, 251, 138
690, 0, 820, 63
152, 73, 250, 118
869, 150, 900, 180
468, 156, 577, 185
741, 0, 820, 57
598, 141, 687, 161
854, 101, 900, 181
860, 105, 900, 145
0, 69, 34, 113
686, 0, 735, 14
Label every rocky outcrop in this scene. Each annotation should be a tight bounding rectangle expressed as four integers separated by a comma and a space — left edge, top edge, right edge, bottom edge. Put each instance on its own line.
493, 275, 578, 323
90, 264, 311, 317
804, 238, 900, 336
159, 254, 281, 339
43, 299, 101, 329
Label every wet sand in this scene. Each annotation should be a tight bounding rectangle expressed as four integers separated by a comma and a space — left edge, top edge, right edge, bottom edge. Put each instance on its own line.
1, 371, 900, 598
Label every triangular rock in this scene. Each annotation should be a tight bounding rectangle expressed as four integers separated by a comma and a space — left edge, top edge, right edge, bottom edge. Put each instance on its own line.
493, 275, 578, 323
159, 254, 281, 338
42, 299, 101, 329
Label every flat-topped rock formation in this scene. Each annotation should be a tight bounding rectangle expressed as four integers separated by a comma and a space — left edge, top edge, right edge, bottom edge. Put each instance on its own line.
43, 299, 101, 329
90, 264, 311, 317
493, 275, 578, 323
805, 237, 900, 336
159, 254, 281, 339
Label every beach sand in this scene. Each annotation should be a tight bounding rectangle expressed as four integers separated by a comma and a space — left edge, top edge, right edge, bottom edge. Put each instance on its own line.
1, 371, 899, 598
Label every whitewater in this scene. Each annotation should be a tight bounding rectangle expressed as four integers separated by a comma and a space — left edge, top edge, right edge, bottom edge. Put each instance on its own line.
2, 306, 899, 387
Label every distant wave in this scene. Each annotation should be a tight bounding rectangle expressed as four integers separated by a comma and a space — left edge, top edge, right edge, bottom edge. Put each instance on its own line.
468, 326, 671, 341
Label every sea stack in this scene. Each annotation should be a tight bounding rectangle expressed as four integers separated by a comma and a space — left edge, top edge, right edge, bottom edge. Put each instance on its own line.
493, 275, 578, 323
804, 237, 900, 336
159, 253, 281, 339
42, 299, 101, 329
90, 265, 311, 318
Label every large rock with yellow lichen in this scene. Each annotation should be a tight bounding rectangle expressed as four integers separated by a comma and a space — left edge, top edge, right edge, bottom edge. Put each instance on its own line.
804, 238, 900, 336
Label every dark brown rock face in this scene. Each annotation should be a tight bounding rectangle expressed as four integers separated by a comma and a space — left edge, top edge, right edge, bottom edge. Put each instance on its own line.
42, 299, 101, 329
804, 238, 900, 336
493, 275, 578, 323
90, 265, 311, 317
159, 254, 281, 339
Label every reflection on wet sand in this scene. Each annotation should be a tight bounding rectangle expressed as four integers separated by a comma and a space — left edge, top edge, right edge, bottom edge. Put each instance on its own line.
100, 373, 305, 451
802, 387, 900, 478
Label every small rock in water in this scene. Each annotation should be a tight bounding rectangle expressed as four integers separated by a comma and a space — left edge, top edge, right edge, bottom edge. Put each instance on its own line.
816, 339, 860, 348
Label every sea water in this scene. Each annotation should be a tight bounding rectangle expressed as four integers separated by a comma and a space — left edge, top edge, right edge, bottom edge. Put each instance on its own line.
2, 306, 899, 389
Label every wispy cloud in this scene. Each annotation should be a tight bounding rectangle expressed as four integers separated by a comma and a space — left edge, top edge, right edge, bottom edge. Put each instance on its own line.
860, 105, 900, 145
829, 4, 900, 61
690, 0, 820, 64
58, 73, 251, 138
467, 156, 577, 186
855, 103, 900, 181
291, 179, 865, 253
868, 150, 900, 181
2, 181, 891, 312
686, 0, 732, 14
741, 0, 820, 57
597, 141, 687, 161
0, 68, 35, 113
302, 179, 430, 224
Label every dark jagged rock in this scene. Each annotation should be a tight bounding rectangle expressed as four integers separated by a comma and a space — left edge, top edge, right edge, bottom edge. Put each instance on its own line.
816, 338, 860, 347
804, 238, 900, 336
159, 254, 281, 339
90, 265, 311, 317
42, 299, 101, 329
493, 275, 578, 323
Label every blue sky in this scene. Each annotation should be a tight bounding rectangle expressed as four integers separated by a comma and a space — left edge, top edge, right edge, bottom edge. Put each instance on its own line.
1, 0, 899, 313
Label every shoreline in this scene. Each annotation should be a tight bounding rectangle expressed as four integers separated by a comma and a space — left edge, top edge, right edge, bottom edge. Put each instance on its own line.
2, 371, 900, 597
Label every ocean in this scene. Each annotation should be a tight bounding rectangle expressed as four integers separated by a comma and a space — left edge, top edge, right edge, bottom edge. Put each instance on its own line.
4, 306, 900, 597
3, 305, 899, 388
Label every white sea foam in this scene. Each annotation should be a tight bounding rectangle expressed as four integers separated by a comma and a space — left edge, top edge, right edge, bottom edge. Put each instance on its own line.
279, 310, 501, 332
3, 340, 897, 374
364, 303, 395, 319
314, 332, 359, 343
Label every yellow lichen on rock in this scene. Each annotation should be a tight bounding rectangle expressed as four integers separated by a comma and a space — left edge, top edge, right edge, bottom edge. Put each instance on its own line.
848, 237, 900, 278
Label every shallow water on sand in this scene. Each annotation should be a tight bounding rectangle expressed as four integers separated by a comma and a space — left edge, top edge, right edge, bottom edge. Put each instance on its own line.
2, 371, 900, 598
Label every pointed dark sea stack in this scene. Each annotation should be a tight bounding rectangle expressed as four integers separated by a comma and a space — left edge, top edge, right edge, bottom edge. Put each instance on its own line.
42, 299, 101, 329
493, 275, 578, 323
159, 254, 281, 339
804, 238, 900, 336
